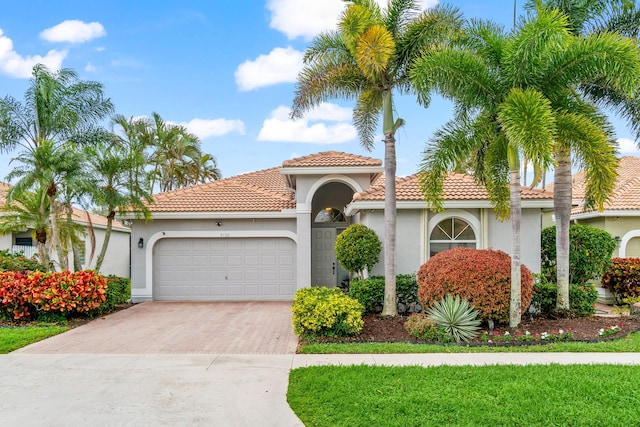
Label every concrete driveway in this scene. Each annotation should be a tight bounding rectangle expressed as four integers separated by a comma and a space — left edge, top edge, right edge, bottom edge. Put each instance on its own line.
17, 301, 298, 354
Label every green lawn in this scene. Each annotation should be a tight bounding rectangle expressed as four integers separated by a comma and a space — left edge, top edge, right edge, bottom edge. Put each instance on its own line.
299, 331, 640, 353
288, 364, 640, 427
0, 325, 69, 353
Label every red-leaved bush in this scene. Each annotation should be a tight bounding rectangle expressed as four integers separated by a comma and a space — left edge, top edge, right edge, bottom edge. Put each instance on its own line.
417, 248, 533, 323
0, 270, 107, 320
602, 257, 640, 304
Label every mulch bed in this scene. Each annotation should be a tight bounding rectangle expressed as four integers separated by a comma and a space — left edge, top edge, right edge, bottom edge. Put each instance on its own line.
312, 313, 640, 344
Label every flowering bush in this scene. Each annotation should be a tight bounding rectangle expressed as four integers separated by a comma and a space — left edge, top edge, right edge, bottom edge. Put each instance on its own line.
602, 258, 640, 305
0, 270, 107, 320
404, 313, 444, 342
599, 323, 624, 338
417, 248, 533, 323
292, 287, 364, 338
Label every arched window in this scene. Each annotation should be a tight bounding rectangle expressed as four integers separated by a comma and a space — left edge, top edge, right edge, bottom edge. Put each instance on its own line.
429, 217, 477, 256
314, 207, 346, 223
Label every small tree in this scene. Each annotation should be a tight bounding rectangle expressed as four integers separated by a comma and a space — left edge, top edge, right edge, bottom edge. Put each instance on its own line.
335, 224, 381, 280
541, 224, 616, 285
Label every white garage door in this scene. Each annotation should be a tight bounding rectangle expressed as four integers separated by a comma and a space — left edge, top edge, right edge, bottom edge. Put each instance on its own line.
153, 238, 296, 301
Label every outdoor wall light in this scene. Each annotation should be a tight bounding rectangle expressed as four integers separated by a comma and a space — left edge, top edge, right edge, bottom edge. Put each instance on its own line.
615, 236, 621, 247
138, 238, 144, 249
216, 221, 222, 227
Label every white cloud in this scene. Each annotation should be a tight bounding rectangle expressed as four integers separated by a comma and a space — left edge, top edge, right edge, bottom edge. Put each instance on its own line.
257, 103, 357, 144
0, 29, 66, 78
84, 62, 96, 72
618, 137, 640, 155
180, 118, 246, 139
235, 46, 302, 91
267, 0, 439, 40
40, 20, 106, 44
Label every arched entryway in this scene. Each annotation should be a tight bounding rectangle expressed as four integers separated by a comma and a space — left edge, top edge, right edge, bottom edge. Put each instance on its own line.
311, 182, 354, 287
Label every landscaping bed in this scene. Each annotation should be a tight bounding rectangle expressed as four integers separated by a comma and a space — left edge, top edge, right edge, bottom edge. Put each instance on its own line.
311, 313, 640, 344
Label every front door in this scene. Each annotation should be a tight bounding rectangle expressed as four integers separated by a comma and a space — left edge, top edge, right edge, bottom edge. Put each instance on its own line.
312, 228, 338, 287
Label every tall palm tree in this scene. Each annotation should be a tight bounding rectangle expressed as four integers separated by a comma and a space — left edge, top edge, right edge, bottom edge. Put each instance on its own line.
412, 6, 637, 326
291, 0, 463, 316
0, 64, 113, 153
85, 141, 152, 272
528, 0, 640, 311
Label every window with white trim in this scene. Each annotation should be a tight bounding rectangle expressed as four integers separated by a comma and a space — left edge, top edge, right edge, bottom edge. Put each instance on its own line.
429, 217, 477, 257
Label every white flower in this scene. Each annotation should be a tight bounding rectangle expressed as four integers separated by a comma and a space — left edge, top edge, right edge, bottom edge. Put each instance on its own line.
598, 328, 605, 336
559, 329, 564, 335
504, 331, 510, 336
525, 331, 531, 336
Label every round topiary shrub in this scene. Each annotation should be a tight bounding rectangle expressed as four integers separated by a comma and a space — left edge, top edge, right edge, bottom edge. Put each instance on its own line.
417, 248, 533, 323
335, 224, 381, 278
291, 287, 364, 338
541, 224, 616, 285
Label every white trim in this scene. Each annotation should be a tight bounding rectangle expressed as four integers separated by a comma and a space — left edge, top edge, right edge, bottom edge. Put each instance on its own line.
348, 199, 553, 212
304, 175, 365, 213
571, 210, 640, 220
427, 210, 480, 257
280, 166, 382, 175
119, 211, 297, 220
135, 230, 298, 300
619, 230, 640, 258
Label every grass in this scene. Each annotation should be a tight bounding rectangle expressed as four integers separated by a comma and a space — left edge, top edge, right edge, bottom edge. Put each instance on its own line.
0, 325, 69, 353
288, 364, 640, 426
299, 331, 640, 353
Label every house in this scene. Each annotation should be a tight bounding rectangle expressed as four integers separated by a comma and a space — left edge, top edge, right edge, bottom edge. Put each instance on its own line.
123, 151, 553, 303
568, 156, 640, 258
0, 182, 131, 277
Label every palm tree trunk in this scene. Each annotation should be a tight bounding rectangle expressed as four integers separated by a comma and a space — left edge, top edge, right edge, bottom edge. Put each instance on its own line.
509, 168, 522, 328
35, 228, 49, 270
95, 210, 115, 273
554, 148, 571, 311
381, 132, 398, 316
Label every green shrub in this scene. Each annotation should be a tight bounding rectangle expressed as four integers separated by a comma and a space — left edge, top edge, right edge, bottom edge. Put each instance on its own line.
94, 275, 131, 314
541, 225, 616, 285
404, 313, 444, 342
292, 287, 364, 338
417, 248, 533, 323
426, 295, 481, 343
531, 275, 598, 317
349, 274, 419, 314
0, 250, 47, 272
602, 258, 640, 305
335, 224, 381, 277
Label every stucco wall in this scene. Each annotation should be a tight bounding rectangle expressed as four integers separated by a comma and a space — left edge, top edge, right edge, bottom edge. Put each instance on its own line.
487, 208, 542, 273
82, 228, 131, 278
360, 209, 424, 276
130, 218, 297, 294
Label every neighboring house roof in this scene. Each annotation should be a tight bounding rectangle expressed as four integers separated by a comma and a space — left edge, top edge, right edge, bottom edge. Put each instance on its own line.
135, 152, 553, 216
0, 181, 129, 232
572, 156, 640, 216
354, 173, 552, 201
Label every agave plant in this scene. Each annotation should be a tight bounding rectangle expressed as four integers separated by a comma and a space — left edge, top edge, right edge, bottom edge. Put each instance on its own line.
427, 295, 481, 343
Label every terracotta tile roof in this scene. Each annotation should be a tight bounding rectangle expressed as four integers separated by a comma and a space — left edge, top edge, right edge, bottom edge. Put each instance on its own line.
0, 181, 129, 231
572, 156, 640, 214
354, 173, 553, 201
146, 167, 295, 212
282, 151, 382, 168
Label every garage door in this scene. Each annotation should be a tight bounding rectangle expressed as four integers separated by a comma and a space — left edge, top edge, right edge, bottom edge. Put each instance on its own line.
153, 238, 296, 301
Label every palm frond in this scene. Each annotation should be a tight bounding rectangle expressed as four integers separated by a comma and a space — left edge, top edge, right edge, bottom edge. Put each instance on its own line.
355, 25, 396, 80
353, 89, 382, 150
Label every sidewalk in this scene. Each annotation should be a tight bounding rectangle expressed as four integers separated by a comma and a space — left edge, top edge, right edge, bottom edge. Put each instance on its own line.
2, 351, 639, 427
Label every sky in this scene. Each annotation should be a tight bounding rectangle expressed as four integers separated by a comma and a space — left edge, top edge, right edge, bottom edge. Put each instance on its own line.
1, 0, 638, 184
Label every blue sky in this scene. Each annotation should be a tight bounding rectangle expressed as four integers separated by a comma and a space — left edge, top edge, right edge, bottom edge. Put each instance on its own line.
1, 0, 638, 183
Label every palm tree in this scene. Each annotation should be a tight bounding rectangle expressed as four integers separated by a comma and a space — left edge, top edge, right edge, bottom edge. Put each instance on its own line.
291, 0, 463, 316
0, 187, 51, 267
6, 141, 86, 270
188, 152, 221, 185
0, 64, 113, 153
528, 0, 640, 311
412, 6, 637, 326
85, 141, 152, 272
